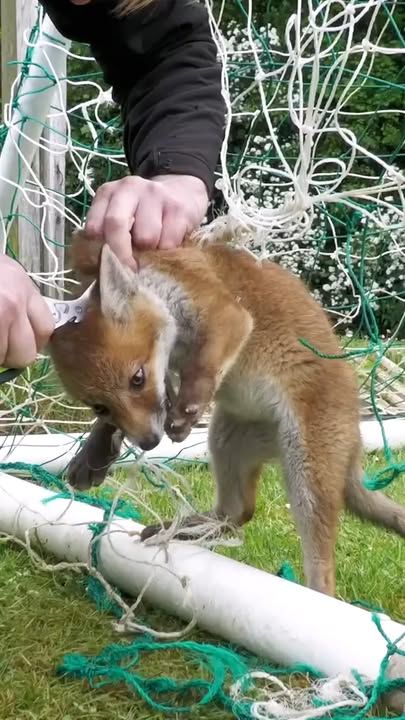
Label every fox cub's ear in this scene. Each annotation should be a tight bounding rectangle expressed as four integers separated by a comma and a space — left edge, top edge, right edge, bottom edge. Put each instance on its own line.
70, 229, 103, 277
98, 244, 138, 322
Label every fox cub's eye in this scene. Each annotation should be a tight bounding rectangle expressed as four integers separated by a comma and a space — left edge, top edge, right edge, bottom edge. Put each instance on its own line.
131, 367, 145, 389
93, 404, 108, 416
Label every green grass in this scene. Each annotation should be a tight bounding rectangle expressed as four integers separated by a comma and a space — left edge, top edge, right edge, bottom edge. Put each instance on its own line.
0, 452, 404, 719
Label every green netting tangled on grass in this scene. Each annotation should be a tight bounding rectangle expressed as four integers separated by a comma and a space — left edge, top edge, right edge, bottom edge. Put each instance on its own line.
56, 627, 405, 719
1, 461, 404, 719
0, 460, 141, 520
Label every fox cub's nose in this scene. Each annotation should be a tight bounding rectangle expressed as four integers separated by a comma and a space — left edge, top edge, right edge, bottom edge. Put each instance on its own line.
138, 433, 161, 451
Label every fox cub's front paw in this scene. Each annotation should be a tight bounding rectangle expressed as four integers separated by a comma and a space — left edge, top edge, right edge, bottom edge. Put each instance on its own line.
164, 376, 214, 443
165, 402, 200, 443
66, 424, 123, 490
67, 451, 110, 490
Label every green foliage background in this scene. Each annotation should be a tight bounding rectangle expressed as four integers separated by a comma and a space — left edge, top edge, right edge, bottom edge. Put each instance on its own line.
0, 0, 404, 335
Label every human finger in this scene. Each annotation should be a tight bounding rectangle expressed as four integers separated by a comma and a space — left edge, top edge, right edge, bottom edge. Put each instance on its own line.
131, 194, 163, 250
159, 206, 189, 249
27, 292, 55, 351
102, 189, 140, 267
0, 322, 7, 366
4, 314, 38, 368
85, 183, 115, 237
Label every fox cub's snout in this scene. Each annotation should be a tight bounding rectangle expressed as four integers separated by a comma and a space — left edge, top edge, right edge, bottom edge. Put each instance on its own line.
49, 244, 175, 451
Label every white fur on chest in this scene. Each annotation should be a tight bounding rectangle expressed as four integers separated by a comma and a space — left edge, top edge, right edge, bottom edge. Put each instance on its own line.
216, 371, 289, 425
215, 372, 303, 467
138, 267, 198, 362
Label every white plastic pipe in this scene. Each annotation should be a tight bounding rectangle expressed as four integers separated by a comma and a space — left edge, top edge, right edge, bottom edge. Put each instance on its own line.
0, 14, 70, 248
0, 416, 403, 474
0, 427, 209, 474
0, 472, 403, 712
360, 416, 405, 452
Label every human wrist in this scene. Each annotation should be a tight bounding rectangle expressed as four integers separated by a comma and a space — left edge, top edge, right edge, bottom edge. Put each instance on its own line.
151, 174, 208, 215
152, 173, 208, 195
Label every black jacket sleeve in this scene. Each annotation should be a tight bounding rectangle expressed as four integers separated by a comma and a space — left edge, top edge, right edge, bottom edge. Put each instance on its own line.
40, 0, 225, 196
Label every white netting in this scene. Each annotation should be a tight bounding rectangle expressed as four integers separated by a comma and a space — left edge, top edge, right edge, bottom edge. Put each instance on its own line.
230, 670, 368, 719
0, 0, 404, 442
0, 4, 404, 715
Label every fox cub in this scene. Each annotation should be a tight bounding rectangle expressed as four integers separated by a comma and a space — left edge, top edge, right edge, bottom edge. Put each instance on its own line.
49, 230, 405, 596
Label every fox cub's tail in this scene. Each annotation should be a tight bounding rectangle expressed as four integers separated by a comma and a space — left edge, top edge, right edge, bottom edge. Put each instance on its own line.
346, 460, 405, 537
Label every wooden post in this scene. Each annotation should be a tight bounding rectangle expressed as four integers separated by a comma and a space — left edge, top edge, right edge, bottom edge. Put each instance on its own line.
15, 2, 42, 276
1, 0, 19, 254
40, 104, 67, 299
0, 0, 66, 294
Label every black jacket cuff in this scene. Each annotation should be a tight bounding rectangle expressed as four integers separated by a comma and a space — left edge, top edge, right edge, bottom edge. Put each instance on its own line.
135, 148, 213, 195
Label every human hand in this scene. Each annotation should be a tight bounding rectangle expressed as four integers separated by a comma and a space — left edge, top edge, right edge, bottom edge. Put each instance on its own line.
84, 174, 209, 268
0, 255, 54, 368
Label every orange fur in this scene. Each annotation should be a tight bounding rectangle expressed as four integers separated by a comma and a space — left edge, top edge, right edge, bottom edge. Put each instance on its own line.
49, 230, 405, 596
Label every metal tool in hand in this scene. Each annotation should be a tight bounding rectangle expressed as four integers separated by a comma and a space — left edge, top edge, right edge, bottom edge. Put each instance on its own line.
44, 282, 94, 329
0, 283, 94, 385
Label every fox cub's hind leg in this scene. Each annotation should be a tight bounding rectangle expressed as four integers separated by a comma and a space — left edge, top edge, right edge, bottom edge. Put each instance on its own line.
278, 416, 347, 596
208, 408, 277, 525
141, 408, 273, 542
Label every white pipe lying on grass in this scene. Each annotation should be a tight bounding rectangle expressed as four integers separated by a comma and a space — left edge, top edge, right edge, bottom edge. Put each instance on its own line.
0, 472, 404, 712
360, 416, 405, 453
0, 416, 404, 474
0, 428, 209, 473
